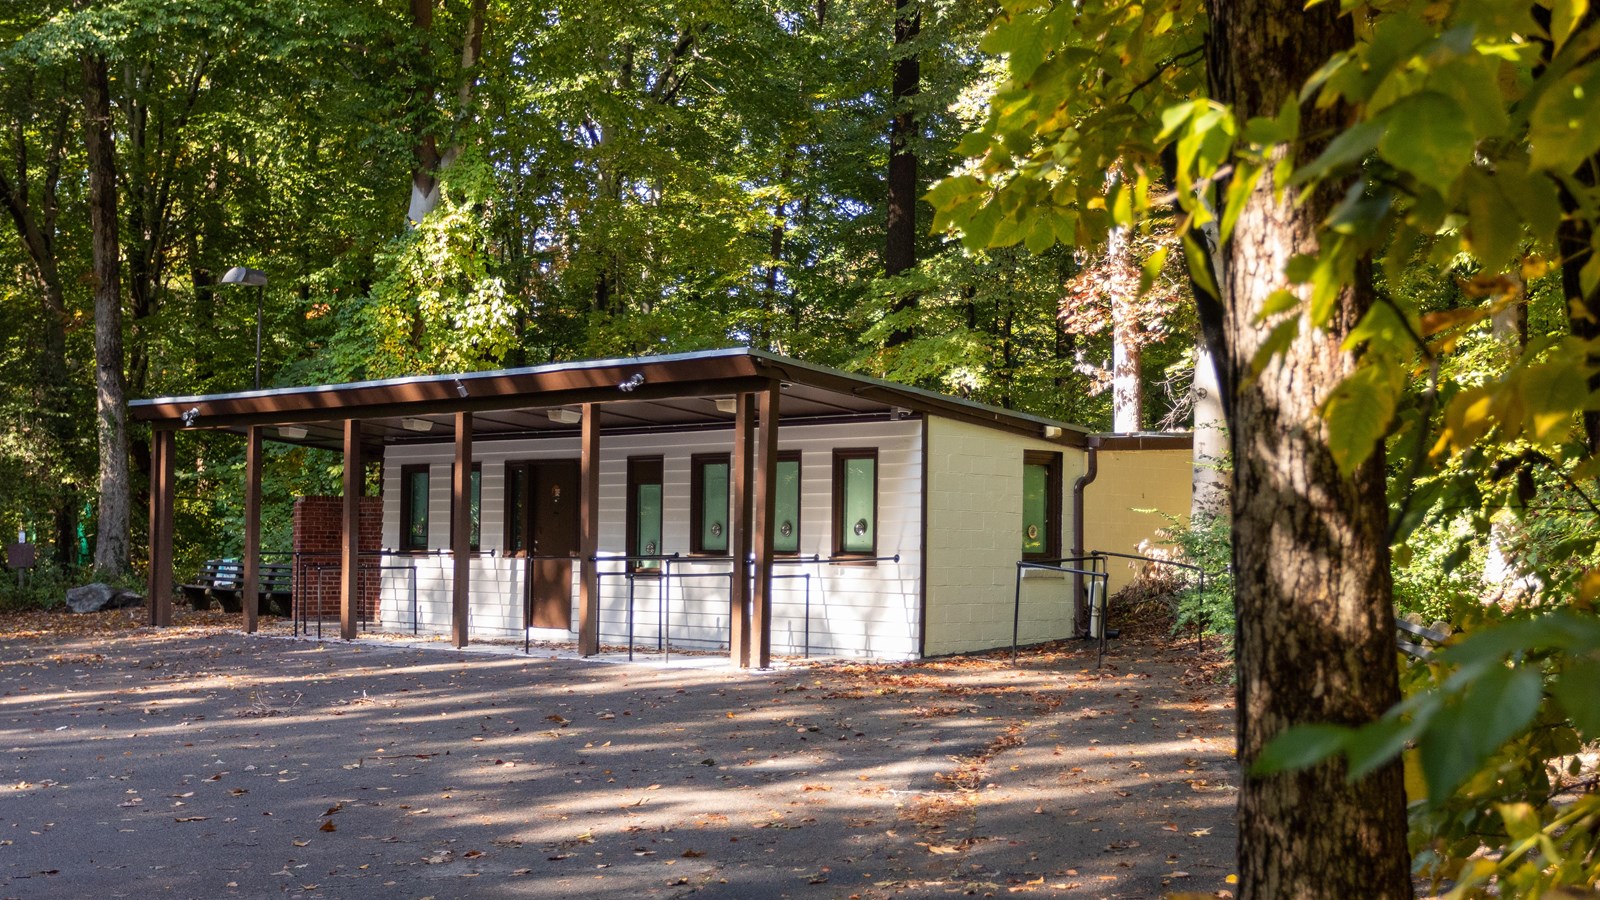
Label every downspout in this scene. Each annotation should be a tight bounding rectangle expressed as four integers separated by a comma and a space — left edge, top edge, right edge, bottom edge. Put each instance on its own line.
1070, 436, 1100, 638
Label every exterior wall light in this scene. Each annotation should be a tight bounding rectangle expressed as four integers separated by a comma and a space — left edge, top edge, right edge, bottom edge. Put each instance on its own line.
619, 373, 645, 392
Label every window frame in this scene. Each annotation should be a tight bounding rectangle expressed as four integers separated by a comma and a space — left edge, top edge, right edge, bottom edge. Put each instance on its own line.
690, 453, 732, 556
1021, 450, 1063, 560
626, 456, 665, 573
774, 450, 802, 556
448, 461, 483, 553
399, 464, 431, 553
831, 448, 879, 559
504, 461, 530, 557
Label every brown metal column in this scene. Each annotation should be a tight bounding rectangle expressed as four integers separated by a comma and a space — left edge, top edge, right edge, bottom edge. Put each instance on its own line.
578, 403, 601, 656
752, 385, 780, 668
340, 419, 362, 640
452, 412, 473, 648
242, 425, 262, 634
149, 428, 175, 627
729, 393, 754, 667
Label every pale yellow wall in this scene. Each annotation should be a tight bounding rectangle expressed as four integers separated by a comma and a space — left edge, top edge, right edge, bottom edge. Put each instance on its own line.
1082, 448, 1193, 593
923, 417, 1086, 656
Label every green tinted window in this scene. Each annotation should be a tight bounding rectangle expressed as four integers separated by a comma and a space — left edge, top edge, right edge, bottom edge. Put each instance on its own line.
699, 461, 729, 553
841, 456, 875, 554
1022, 463, 1049, 555
405, 469, 429, 550
506, 465, 527, 553
636, 483, 663, 563
469, 468, 481, 550
775, 458, 800, 553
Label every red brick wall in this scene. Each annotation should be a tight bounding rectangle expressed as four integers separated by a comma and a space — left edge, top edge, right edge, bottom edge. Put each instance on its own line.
291, 496, 384, 619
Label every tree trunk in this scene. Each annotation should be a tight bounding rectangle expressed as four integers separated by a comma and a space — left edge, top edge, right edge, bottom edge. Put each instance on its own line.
1206, 2, 1411, 896
1526, 6, 1600, 453
407, 0, 487, 223
0, 99, 77, 566
1107, 221, 1142, 431
82, 52, 132, 576
884, 0, 919, 348
1190, 339, 1228, 518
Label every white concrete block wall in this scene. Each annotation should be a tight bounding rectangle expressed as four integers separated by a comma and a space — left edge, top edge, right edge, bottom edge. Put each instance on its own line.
922, 417, 1086, 656
379, 419, 923, 658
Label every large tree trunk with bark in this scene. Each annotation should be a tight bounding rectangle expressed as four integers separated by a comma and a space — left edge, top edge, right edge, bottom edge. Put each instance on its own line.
1205, 1, 1411, 896
883, 0, 919, 348
82, 53, 131, 576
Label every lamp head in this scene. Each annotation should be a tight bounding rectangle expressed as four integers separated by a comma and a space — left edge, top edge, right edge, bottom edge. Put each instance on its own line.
220, 266, 268, 287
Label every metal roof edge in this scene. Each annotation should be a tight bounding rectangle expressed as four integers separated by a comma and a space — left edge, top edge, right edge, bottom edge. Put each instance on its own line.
1089, 431, 1194, 451
744, 350, 1089, 442
128, 347, 755, 409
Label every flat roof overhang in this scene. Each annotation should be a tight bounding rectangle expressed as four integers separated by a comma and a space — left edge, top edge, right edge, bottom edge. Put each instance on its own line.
128, 348, 1090, 453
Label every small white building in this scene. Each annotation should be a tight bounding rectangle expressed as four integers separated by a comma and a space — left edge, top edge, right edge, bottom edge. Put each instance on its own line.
131, 349, 1192, 663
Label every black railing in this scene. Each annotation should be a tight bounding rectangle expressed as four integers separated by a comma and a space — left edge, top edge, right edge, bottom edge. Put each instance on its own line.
292, 550, 417, 638
586, 551, 903, 661
1089, 550, 1208, 652
1013, 558, 1111, 666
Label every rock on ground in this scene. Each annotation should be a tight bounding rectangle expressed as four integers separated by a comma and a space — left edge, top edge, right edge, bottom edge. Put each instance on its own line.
63, 582, 145, 613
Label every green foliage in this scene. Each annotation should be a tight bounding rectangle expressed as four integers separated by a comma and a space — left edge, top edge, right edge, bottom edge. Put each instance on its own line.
935, 0, 1600, 893
1156, 511, 1234, 637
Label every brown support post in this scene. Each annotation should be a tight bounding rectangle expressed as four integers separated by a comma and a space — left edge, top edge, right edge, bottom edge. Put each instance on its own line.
578, 403, 601, 656
148, 428, 175, 627
242, 425, 262, 634
752, 384, 780, 668
729, 393, 754, 667
340, 419, 362, 640
452, 412, 473, 648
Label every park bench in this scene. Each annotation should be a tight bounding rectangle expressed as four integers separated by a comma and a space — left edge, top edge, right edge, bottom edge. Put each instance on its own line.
180, 559, 293, 615
1395, 617, 1450, 660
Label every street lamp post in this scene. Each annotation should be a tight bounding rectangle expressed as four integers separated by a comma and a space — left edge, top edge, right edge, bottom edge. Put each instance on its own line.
221, 266, 268, 389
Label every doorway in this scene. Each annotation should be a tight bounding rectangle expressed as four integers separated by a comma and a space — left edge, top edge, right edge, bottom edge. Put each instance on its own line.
506, 459, 579, 630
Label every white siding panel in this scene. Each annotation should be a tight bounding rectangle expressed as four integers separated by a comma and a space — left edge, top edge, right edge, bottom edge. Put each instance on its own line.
378, 420, 922, 658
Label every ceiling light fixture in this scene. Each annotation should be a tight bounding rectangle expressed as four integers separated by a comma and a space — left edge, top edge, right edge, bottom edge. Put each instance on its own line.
713, 397, 738, 414
400, 417, 434, 433
278, 425, 308, 440
547, 408, 582, 425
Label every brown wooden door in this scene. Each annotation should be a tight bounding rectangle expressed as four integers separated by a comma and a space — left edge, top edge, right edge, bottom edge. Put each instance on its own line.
528, 460, 579, 630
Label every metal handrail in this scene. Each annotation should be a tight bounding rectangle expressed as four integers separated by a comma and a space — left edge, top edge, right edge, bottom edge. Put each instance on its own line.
1013, 561, 1112, 667
1089, 550, 1209, 652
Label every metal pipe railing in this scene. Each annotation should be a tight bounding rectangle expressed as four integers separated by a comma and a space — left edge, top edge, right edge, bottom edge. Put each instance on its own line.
1089, 550, 1208, 652
1013, 561, 1111, 667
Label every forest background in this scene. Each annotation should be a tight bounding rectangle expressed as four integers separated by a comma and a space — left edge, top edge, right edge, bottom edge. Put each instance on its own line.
0, 0, 1197, 580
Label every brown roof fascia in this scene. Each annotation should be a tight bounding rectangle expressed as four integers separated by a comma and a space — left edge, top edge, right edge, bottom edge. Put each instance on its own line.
130, 348, 1088, 447
132, 359, 768, 430
746, 353, 1087, 446
1091, 432, 1194, 451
